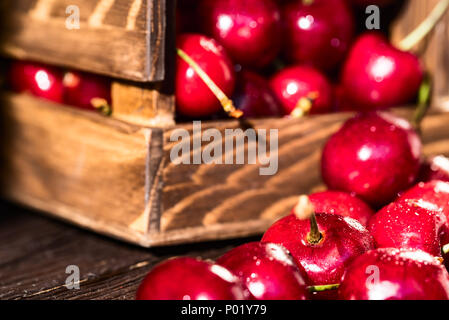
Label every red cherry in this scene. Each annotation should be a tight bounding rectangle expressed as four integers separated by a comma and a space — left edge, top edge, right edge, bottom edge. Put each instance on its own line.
321, 112, 422, 206
341, 32, 423, 111
368, 198, 449, 257
9, 60, 64, 103
339, 248, 449, 300
309, 191, 374, 226
233, 70, 283, 118
418, 156, 449, 183
217, 242, 309, 300
199, 0, 281, 68
281, 0, 355, 72
399, 180, 449, 223
262, 197, 374, 285
399, 181, 449, 270
176, 33, 236, 118
136, 257, 247, 300
269, 65, 333, 115
63, 71, 111, 111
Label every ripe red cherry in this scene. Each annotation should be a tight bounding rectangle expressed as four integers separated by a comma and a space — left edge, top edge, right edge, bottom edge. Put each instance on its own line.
63, 71, 111, 112
199, 0, 281, 68
368, 198, 449, 257
136, 257, 247, 300
339, 248, 449, 300
176, 33, 236, 118
418, 156, 449, 183
269, 65, 333, 115
9, 60, 64, 103
217, 242, 308, 300
233, 70, 283, 118
262, 196, 374, 285
399, 180, 449, 222
321, 112, 422, 206
309, 191, 374, 226
341, 32, 423, 111
281, 0, 355, 72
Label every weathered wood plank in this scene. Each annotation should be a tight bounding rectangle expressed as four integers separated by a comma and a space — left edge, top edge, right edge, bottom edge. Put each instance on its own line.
0, 0, 166, 82
0, 203, 253, 300
111, 81, 175, 127
0, 93, 163, 246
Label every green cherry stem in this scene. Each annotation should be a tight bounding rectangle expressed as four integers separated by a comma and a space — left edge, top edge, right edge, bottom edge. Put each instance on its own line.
307, 284, 340, 293
398, 0, 449, 52
176, 48, 243, 119
293, 195, 322, 244
411, 74, 432, 133
443, 243, 449, 255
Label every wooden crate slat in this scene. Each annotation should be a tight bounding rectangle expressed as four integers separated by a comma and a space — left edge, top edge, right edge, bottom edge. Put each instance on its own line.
0, 0, 166, 82
0, 93, 163, 246
111, 81, 175, 127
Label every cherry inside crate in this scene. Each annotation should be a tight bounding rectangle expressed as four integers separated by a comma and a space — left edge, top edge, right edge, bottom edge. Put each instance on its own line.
2, 0, 449, 247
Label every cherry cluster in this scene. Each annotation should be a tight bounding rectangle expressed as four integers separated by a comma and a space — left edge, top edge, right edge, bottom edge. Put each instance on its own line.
6, 60, 111, 114
137, 111, 449, 300
175, 0, 423, 119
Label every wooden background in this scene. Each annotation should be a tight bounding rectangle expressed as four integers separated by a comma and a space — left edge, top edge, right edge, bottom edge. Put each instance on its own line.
0, 0, 167, 82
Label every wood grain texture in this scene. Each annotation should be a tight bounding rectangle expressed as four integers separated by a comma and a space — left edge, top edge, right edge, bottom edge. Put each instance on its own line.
111, 81, 175, 127
0, 0, 166, 82
0, 202, 254, 300
0, 93, 164, 246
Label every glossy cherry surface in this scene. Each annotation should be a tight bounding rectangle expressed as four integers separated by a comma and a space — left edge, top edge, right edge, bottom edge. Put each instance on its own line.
341, 32, 423, 111
399, 180, 449, 222
233, 70, 284, 118
419, 156, 449, 183
281, 0, 355, 71
63, 71, 111, 111
309, 191, 374, 226
217, 242, 309, 300
176, 33, 236, 118
9, 60, 64, 103
321, 112, 422, 206
339, 248, 449, 300
199, 0, 281, 68
269, 65, 333, 115
368, 198, 449, 257
136, 257, 247, 300
262, 213, 374, 285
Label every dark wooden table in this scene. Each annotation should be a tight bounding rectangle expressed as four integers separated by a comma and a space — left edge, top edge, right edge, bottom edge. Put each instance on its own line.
0, 200, 257, 300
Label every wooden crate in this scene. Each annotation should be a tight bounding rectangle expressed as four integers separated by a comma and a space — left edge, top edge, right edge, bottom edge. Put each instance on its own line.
1, 0, 449, 247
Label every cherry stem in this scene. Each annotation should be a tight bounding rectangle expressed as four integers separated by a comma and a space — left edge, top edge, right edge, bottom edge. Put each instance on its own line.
91, 98, 112, 116
443, 243, 449, 255
290, 92, 318, 119
307, 284, 340, 293
411, 74, 432, 133
176, 48, 243, 119
302, 0, 314, 5
293, 195, 322, 244
398, 0, 449, 52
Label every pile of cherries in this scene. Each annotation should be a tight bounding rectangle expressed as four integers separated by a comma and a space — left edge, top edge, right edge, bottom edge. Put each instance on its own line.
137, 109, 449, 300
175, 0, 423, 119
6, 60, 112, 113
